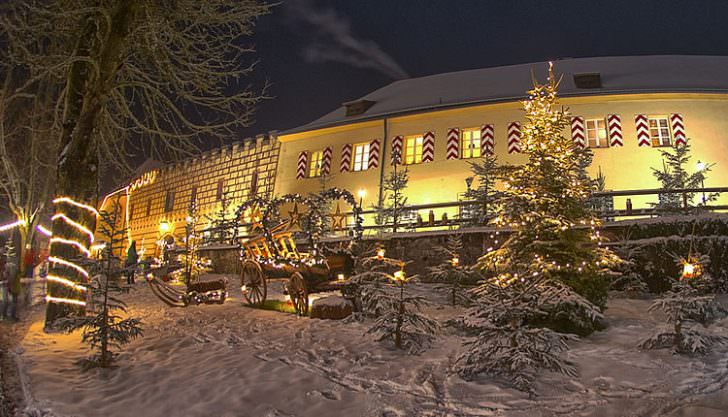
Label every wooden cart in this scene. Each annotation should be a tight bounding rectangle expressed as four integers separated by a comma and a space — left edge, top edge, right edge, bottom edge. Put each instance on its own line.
240, 223, 352, 315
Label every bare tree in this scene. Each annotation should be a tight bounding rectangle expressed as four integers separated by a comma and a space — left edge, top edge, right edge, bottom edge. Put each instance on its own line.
0, 72, 60, 271
0, 0, 270, 323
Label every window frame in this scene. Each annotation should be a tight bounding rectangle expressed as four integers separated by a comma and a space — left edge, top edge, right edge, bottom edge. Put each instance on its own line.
585, 118, 609, 148
648, 116, 673, 147
403, 134, 424, 165
308, 150, 323, 177
164, 191, 175, 213
216, 179, 224, 201
460, 127, 482, 159
352, 142, 370, 172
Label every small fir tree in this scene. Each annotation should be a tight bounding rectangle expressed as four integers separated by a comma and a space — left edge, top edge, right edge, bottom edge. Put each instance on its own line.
2, 236, 17, 265
175, 200, 211, 286
376, 154, 411, 233
427, 234, 478, 306
479, 64, 620, 329
464, 155, 501, 225
206, 189, 239, 245
652, 139, 717, 212
352, 249, 439, 353
639, 256, 727, 354
60, 202, 143, 369
457, 275, 601, 394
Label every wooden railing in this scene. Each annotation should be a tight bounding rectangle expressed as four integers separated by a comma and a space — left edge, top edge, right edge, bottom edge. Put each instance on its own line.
204, 186, 728, 241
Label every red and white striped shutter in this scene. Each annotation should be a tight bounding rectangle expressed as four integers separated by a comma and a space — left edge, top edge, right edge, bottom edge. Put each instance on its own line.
670, 113, 686, 147
635, 114, 650, 147
481, 124, 494, 156
570, 117, 586, 149
446, 128, 459, 159
368, 139, 380, 169
422, 131, 435, 162
607, 114, 623, 147
391, 135, 403, 165
296, 151, 308, 179
507, 122, 521, 153
340, 144, 352, 172
321, 146, 332, 175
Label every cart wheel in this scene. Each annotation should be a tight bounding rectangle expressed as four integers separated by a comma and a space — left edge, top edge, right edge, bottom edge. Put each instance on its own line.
288, 272, 308, 316
241, 260, 267, 307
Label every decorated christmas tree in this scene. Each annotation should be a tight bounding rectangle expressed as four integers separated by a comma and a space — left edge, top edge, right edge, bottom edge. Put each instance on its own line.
60, 201, 143, 368
480, 63, 620, 317
639, 255, 727, 354
206, 188, 239, 245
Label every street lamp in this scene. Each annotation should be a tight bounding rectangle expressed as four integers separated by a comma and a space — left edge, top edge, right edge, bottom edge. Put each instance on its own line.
696, 160, 706, 204
159, 220, 170, 234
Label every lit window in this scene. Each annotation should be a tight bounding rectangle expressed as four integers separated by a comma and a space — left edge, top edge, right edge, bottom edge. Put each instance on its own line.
586, 118, 608, 148
404, 135, 423, 165
308, 150, 323, 177
216, 180, 224, 200
353, 143, 370, 171
461, 128, 481, 159
164, 191, 175, 213
649, 117, 672, 147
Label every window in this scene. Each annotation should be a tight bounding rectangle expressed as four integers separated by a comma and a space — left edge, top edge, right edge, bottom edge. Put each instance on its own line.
353, 143, 370, 171
164, 191, 175, 213
190, 186, 198, 205
308, 150, 323, 177
146, 199, 152, 216
249, 171, 258, 196
216, 180, 224, 200
129, 203, 135, 221
461, 128, 481, 159
649, 117, 672, 147
586, 118, 608, 148
404, 135, 423, 165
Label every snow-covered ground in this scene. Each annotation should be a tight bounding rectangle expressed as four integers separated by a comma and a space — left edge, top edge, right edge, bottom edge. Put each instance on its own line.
13, 276, 728, 417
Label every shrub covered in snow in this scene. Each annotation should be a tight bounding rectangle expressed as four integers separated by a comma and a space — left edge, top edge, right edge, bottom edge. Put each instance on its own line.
614, 214, 728, 292
456, 277, 586, 394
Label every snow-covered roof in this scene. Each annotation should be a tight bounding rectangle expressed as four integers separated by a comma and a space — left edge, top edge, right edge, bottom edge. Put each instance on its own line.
283, 55, 728, 135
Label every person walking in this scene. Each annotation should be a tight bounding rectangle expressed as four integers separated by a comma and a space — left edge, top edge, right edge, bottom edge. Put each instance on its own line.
125, 241, 138, 285
1, 254, 20, 321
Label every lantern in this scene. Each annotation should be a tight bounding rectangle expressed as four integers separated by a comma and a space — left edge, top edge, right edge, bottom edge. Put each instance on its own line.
680, 257, 703, 280
451, 256, 459, 267
337, 273, 345, 281
393, 270, 405, 281
376, 248, 385, 260
159, 220, 171, 234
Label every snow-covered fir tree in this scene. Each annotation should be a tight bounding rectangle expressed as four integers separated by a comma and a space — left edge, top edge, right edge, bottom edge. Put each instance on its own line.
478, 63, 620, 328
464, 155, 501, 225
652, 139, 717, 212
376, 154, 411, 234
351, 248, 439, 353
427, 234, 478, 306
60, 203, 143, 368
640, 256, 727, 354
456, 275, 599, 394
2, 236, 16, 265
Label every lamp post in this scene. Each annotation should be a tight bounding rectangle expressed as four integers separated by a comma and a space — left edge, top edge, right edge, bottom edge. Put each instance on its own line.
696, 160, 706, 205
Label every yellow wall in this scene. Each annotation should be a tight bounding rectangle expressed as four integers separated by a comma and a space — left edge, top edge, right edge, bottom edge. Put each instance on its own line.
275, 93, 728, 222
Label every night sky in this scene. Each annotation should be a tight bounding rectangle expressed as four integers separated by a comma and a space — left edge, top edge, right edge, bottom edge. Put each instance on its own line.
238, 0, 728, 141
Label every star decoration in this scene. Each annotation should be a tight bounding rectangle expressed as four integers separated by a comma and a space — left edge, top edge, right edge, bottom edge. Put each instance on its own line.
288, 202, 302, 231
331, 202, 346, 230
248, 204, 264, 232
